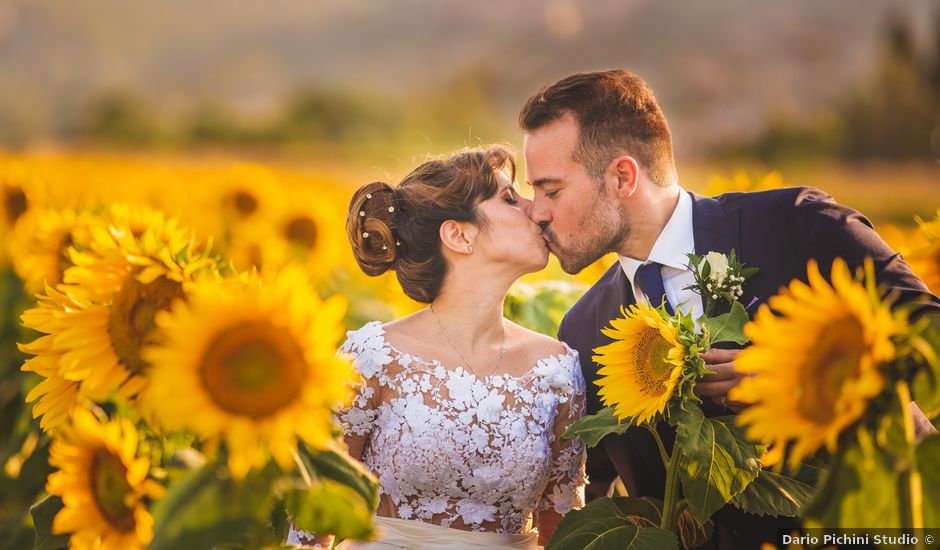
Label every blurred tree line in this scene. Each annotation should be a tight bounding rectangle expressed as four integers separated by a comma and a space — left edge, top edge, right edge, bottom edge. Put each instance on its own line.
68, 68, 506, 157
37, 10, 940, 163
728, 10, 940, 164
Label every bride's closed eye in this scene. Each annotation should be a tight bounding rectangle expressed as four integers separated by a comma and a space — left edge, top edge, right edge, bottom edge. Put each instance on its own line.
503, 190, 519, 206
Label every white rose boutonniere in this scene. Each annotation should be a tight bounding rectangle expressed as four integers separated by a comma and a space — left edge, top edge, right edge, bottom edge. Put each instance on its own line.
686, 249, 758, 316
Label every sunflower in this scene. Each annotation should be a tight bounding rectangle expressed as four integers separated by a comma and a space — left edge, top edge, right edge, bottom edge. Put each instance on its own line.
10, 207, 92, 295
705, 171, 784, 197
730, 258, 900, 469
19, 205, 216, 430
1, 162, 36, 265
593, 302, 687, 424
226, 187, 343, 276
143, 266, 353, 479
907, 239, 940, 295
46, 407, 163, 550
215, 164, 283, 223
903, 210, 940, 295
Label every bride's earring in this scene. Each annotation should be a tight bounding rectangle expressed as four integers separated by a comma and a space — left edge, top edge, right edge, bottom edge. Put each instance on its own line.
467, 245, 473, 254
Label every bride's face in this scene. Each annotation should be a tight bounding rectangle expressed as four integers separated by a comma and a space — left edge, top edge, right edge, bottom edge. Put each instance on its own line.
473, 172, 549, 273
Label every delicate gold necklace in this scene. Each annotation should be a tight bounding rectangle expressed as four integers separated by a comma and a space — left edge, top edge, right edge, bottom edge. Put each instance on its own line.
428, 304, 507, 378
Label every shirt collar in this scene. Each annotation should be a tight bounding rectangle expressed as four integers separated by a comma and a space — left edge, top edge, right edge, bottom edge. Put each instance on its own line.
618, 188, 694, 288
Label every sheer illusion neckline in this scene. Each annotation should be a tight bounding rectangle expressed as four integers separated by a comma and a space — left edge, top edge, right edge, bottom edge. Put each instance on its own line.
365, 320, 576, 383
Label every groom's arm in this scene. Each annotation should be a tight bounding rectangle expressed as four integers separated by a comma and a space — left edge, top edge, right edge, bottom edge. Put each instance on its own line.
790, 187, 940, 315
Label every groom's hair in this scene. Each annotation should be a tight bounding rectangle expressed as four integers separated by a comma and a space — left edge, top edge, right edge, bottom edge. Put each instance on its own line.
519, 70, 676, 186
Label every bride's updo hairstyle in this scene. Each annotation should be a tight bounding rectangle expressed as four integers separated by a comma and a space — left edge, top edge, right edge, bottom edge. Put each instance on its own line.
346, 145, 515, 303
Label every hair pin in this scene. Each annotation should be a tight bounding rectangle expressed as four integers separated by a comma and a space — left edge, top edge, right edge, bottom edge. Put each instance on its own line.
382, 244, 388, 250
396, 240, 401, 246
359, 210, 365, 217
388, 206, 395, 213
366, 193, 372, 199
362, 232, 369, 238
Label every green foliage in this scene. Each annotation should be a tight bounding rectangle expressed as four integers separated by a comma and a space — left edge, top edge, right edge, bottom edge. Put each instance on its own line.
911, 314, 940, 418
29, 495, 67, 550
296, 444, 379, 511
701, 301, 750, 347
731, 464, 821, 518
285, 478, 374, 542
505, 281, 585, 337
673, 403, 761, 524
916, 434, 940, 527
149, 461, 285, 550
561, 407, 630, 448
804, 429, 901, 529
547, 497, 678, 550
0, 270, 51, 550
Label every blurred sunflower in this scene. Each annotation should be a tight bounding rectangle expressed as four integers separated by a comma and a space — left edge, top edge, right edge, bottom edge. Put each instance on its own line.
593, 302, 687, 424
46, 408, 163, 550
730, 258, 900, 469
1, 162, 37, 265
904, 210, 940, 294
19, 205, 217, 430
19, 290, 81, 430
705, 170, 784, 197
227, 187, 344, 278
10, 207, 92, 295
216, 164, 284, 224
143, 267, 353, 479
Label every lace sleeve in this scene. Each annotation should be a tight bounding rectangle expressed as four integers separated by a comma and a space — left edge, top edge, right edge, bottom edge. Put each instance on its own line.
536, 350, 587, 516
335, 321, 391, 460
287, 323, 390, 547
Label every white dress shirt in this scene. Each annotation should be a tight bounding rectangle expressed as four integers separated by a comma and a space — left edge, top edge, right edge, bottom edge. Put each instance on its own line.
618, 189, 704, 319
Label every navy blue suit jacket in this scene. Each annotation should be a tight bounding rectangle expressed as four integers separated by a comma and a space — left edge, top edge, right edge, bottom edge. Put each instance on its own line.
557, 187, 939, 549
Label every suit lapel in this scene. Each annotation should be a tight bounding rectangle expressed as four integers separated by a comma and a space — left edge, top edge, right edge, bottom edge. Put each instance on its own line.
691, 192, 739, 258
690, 192, 743, 316
594, 262, 633, 341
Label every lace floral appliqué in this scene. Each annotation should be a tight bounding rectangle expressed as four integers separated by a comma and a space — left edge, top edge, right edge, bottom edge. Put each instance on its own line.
318, 321, 587, 536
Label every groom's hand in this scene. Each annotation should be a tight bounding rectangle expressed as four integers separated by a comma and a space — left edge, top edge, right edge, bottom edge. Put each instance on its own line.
696, 348, 751, 413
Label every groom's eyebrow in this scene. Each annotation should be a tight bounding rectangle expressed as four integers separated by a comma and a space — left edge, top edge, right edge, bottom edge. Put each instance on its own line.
529, 177, 562, 187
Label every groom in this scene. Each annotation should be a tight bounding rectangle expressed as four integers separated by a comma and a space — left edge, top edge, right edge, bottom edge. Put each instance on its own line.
519, 70, 939, 549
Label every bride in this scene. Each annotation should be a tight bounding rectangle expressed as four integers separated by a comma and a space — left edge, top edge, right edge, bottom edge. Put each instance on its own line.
288, 145, 586, 549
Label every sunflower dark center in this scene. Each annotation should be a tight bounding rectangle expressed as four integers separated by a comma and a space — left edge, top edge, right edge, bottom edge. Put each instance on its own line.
55, 234, 74, 285
798, 315, 866, 424
285, 216, 318, 249
90, 448, 136, 532
198, 322, 307, 419
632, 327, 673, 396
5, 187, 28, 223
233, 191, 259, 216
108, 274, 185, 374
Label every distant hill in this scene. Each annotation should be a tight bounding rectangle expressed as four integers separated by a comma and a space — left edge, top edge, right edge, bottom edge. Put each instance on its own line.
0, 0, 936, 153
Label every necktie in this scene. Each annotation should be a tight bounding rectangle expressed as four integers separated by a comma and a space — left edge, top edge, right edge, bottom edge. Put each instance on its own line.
635, 261, 674, 315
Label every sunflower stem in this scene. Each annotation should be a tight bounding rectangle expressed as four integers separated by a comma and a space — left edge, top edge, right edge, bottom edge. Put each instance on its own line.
645, 424, 671, 467
896, 381, 924, 546
660, 443, 682, 532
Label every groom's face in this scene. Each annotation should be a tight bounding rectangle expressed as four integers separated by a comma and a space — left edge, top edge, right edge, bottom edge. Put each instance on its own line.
524, 113, 628, 274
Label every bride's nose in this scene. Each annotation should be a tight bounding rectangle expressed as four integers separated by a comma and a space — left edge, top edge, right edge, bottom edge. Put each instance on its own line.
518, 196, 534, 218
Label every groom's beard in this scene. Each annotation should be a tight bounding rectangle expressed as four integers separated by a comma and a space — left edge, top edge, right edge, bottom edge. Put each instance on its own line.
544, 203, 628, 275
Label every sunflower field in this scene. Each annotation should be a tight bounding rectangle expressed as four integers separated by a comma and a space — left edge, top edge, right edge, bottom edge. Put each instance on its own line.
1, 152, 938, 549
0, 151, 607, 549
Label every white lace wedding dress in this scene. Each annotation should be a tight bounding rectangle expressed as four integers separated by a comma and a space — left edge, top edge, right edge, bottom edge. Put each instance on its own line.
288, 321, 586, 547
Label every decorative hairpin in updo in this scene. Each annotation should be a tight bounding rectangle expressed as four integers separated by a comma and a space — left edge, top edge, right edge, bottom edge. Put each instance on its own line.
360, 189, 402, 247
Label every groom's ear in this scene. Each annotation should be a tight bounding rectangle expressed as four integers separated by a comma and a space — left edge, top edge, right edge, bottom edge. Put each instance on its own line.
439, 220, 477, 256
609, 156, 640, 198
